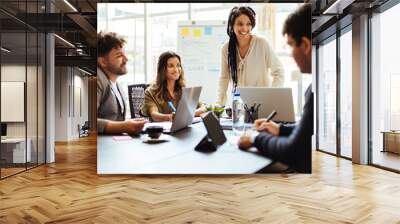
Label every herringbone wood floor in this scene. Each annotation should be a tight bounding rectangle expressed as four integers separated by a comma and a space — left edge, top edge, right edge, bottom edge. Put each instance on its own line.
1, 135, 400, 223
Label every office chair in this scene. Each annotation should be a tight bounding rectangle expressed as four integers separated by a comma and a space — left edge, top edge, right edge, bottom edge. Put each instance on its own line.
127, 84, 149, 118
78, 121, 90, 138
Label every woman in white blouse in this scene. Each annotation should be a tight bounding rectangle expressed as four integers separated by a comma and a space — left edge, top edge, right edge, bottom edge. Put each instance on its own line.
216, 6, 284, 106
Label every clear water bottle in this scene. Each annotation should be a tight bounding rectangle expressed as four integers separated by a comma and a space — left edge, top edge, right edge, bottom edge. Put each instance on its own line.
232, 91, 244, 135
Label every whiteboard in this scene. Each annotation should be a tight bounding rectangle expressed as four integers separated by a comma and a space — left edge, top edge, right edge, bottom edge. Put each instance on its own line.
1, 82, 25, 122
177, 20, 228, 104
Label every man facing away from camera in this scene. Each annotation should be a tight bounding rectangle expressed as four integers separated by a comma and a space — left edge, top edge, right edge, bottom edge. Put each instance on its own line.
238, 4, 313, 173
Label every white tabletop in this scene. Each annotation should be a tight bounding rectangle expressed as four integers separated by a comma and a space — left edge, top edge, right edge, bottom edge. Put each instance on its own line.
97, 122, 272, 174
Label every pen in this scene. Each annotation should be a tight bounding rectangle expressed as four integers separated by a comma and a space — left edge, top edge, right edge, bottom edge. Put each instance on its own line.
167, 101, 177, 113
266, 110, 277, 122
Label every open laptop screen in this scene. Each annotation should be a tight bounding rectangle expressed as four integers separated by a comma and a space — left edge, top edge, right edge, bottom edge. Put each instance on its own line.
143, 86, 202, 133
237, 87, 295, 123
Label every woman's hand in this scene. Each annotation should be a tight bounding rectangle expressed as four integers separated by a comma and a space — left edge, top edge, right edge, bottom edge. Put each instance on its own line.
166, 113, 174, 122
195, 107, 207, 117
149, 107, 174, 122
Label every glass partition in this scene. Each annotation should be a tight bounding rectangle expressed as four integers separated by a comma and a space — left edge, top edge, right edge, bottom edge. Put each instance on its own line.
0, 0, 46, 179
1, 31, 28, 178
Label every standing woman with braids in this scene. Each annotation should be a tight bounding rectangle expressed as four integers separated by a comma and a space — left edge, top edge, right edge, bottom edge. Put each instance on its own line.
216, 6, 284, 106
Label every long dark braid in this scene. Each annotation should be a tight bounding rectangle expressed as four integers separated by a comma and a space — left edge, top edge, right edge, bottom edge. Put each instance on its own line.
227, 7, 239, 92
226, 6, 256, 93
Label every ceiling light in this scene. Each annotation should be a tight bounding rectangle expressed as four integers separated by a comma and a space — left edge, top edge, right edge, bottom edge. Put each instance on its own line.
323, 0, 354, 15
323, 0, 341, 14
54, 34, 75, 48
63, 0, 78, 12
1, 47, 11, 53
78, 67, 93, 76
76, 49, 84, 55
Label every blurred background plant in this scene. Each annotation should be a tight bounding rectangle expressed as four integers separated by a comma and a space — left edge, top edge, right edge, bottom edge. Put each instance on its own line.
205, 104, 225, 118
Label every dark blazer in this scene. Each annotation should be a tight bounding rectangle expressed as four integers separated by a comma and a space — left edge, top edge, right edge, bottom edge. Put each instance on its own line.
97, 67, 127, 133
253, 84, 313, 173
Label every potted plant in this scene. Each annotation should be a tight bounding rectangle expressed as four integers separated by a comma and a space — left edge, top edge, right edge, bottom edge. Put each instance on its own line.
205, 104, 225, 119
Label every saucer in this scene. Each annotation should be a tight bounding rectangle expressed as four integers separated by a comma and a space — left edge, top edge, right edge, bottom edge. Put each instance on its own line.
141, 135, 169, 144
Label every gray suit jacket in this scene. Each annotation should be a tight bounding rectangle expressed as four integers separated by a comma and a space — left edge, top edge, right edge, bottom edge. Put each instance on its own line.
97, 67, 127, 133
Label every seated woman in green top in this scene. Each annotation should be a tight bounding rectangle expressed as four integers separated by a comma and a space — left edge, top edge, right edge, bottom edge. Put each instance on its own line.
141, 51, 206, 122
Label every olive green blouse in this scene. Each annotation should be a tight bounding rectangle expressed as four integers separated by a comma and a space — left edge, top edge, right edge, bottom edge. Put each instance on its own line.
141, 84, 202, 119
141, 85, 179, 118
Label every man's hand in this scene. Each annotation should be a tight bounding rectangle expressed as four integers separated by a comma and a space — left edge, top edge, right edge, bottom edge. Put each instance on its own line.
254, 119, 280, 136
255, 118, 267, 130
124, 118, 147, 135
238, 132, 254, 150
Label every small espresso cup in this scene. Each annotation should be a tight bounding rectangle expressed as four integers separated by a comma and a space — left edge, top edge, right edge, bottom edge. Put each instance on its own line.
146, 126, 163, 139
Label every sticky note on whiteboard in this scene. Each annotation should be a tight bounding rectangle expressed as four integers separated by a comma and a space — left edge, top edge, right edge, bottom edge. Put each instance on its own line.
180, 28, 189, 37
193, 28, 202, 38
204, 26, 212, 35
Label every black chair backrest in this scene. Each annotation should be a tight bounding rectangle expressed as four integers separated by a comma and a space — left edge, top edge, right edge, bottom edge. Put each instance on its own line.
127, 84, 149, 118
82, 121, 90, 130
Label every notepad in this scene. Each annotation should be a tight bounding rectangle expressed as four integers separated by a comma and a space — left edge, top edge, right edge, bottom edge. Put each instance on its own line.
112, 136, 133, 141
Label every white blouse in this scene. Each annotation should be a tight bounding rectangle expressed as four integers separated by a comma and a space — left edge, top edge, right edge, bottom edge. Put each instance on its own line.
216, 34, 284, 105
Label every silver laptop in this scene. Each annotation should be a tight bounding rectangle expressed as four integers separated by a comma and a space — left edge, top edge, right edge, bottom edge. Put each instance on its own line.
237, 87, 295, 122
145, 86, 202, 134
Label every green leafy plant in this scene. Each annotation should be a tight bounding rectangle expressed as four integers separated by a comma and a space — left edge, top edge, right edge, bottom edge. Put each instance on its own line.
205, 104, 225, 118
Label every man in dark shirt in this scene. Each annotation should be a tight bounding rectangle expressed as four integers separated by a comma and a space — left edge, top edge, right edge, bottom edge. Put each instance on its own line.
238, 4, 313, 173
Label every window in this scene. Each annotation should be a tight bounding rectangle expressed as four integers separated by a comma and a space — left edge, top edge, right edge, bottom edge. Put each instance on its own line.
147, 5, 188, 83
317, 37, 337, 154
339, 28, 352, 158
371, 2, 400, 171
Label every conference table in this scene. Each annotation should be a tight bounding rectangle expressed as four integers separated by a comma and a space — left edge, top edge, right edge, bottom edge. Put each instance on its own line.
97, 122, 272, 174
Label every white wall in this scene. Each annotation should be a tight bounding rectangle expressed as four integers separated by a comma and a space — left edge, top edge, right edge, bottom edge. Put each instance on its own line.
54, 67, 89, 141
74, 74, 89, 137
1, 65, 26, 139
55, 66, 69, 141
